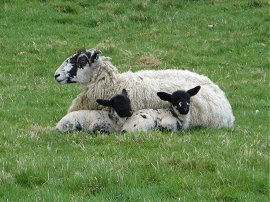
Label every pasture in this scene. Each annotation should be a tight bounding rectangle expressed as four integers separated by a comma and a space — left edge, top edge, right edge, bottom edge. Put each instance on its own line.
0, 0, 268, 201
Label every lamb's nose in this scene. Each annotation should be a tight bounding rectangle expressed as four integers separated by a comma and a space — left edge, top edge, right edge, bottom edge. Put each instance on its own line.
54, 74, 60, 79
183, 108, 189, 113
183, 108, 189, 114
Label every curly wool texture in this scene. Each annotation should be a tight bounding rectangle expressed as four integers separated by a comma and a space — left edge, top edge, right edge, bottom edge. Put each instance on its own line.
68, 57, 235, 129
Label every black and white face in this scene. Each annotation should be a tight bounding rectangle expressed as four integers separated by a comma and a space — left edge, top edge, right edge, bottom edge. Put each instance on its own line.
54, 48, 100, 84
157, 86, 201, 116
170, 91, 191, 115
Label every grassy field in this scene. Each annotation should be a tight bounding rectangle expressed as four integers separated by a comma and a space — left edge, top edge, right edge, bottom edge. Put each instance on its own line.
0, 0, 269, 201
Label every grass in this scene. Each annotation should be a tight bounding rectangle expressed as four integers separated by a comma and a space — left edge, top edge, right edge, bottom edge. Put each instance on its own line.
0, 0, 269, 201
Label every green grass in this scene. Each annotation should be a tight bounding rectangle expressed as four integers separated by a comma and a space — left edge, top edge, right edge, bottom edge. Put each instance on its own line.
0, 0, 269, 201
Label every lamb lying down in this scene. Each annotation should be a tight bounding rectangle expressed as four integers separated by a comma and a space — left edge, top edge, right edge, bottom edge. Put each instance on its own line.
56, 86, 199, 133
56, 89, 132, 133
121, 86, 201, 133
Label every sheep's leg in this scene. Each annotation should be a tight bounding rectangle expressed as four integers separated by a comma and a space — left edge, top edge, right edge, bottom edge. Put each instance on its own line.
56, 117, 83, 132
158, 116, 183, 132
88, 120, 113, 133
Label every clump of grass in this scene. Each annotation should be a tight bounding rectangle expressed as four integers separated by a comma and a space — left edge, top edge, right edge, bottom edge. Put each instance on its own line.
0, 170, 15, 184
248, 0, 269, 7
129, 13, 157, 23
96, 39, 116, 54
135, 1, 150, 11
136, 53, 162, 68
52, 2, 80, 14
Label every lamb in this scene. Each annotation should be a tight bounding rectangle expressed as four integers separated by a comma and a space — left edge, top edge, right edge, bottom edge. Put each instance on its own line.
120, 86, 201, 132
54, 48, 235, 128
56, 89, 132, 133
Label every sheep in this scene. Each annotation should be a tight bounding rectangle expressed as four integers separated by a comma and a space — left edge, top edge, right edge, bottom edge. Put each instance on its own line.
120, 86, 201, 132
54, 48, 235, 128
56, 89, 132, 133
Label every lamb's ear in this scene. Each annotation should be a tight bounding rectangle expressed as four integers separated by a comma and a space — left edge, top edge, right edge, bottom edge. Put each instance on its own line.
90, 50, 101, 63
187, 86, 201, 97
96, 99, 111, 107
157, 92, 172, 102
121, 89, 128, 97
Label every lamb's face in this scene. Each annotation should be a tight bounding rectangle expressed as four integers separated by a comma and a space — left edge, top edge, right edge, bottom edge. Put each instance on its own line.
109, 94, 133, 118
96, 89, 133, 118
170, 91, 191, 115
54, 48, 100, 84
157, 86, 201, 116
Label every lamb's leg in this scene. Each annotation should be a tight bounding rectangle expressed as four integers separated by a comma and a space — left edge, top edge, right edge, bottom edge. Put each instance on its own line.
56, 117, 82, 132
158, 116, 183, 132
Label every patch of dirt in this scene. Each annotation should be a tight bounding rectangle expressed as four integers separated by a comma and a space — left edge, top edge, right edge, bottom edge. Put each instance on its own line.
137, 54, 162, 68
28, 124, 55, 139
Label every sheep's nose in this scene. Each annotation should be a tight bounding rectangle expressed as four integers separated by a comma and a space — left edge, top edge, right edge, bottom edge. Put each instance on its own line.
54, 74, 60, 79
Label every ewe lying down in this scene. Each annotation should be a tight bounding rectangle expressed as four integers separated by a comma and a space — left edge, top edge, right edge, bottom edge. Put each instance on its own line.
54, 48, 235, 129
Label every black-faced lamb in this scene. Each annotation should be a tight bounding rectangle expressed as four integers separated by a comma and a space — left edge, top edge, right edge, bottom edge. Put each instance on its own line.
54, 48, 235, 128
56, 89, 132, 133
121, 86, 201, 132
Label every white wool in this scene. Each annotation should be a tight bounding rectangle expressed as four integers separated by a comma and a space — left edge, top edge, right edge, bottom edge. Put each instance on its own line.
56, 110, 126, 133
66, 57, 235, 129
121, 108, 186, 133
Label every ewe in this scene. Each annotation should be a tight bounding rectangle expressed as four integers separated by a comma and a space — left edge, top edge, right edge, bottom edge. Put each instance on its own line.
54, 48, 235, 128
56, 89, 132, 133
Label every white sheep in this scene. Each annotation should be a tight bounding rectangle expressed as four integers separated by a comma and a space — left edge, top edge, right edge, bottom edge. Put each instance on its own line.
56, 89, 132, 133
121, 86, 201, 132
54, 48, 235, 129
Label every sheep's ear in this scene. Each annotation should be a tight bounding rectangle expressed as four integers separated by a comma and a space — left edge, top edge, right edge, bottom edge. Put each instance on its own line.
96, 99, 111, 107
121, 89, 128, 97
157, 92, 172, 102
90, 50, 101, 63
187, 86, 201, 97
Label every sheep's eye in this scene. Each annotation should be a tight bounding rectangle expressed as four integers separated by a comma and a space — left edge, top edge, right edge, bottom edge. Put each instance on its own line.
77, 56, 88, 67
